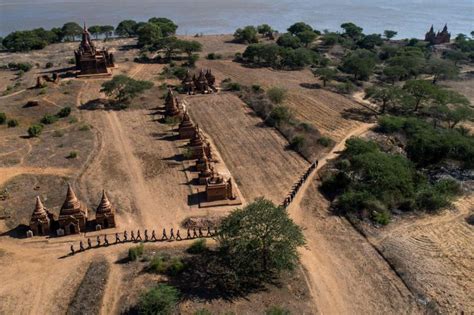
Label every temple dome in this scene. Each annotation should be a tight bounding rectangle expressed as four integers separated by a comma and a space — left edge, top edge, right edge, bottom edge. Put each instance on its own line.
96, 190, 115, 215
60, 184, 87, 216
31, 196, 48, 220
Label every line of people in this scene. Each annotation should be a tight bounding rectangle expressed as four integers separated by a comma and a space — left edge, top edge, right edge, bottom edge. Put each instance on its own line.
69, 226, 216, 255
281, 160, 318, 209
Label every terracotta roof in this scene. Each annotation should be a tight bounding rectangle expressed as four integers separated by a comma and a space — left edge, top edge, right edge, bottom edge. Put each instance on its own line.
60, 184, 87, 216
96, 190, 115, 214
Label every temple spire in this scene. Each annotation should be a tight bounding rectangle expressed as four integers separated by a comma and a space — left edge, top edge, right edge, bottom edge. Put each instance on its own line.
33, 196, 46, 215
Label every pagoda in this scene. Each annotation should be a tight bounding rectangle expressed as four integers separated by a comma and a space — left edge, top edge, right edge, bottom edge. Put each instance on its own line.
182, 71, 194, 94
178, 111, 195, 139
425, 24, 451, 45
29, 197, 53, 236
194, 70, 210, 93
205, 168, 236, 202
95, 190, 116, 229
164, 88, 182, 117
57, 184, 88, 235
187, 126, 206, 159
74, 23, 114, 77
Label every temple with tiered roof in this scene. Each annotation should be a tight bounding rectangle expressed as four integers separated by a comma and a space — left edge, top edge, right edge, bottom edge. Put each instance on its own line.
57, 184, 88, 235
74, 23, 115, 77
164, 88, 183, 117
181, 69, 216, 94
425, 24, 451, 45
95, 190, 116, 229
29, 197, 54, 236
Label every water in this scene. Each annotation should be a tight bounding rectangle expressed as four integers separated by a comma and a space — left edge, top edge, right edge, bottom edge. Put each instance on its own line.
0, 0, 473, 38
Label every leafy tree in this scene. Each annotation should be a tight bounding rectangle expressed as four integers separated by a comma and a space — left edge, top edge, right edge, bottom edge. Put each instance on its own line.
341, 22, 364, 40
384, 30, 398, 40
425, 58, 459, 84
383, 65, 409, 84
403, 80, 438, 112
257, 24, 274, 38
177, 40, 202, 59
217, 198, 305, 276
28, 124, 43, 137
277, 33, 301, 48
138, 284, 179, 315
88, 25, 102, 39
115, 20, 138, 37
281, 47, 316, 69
233, 26, 258, 44
364, 85, 403, 113
321, 32, 340, 46
387, 48, 426, 79
151, 36, 180, 60
357, 34, 383, 49
148, 17, 178, 36
442, 50, 467, 66
267, 87, 287, 104
57, 106, 72, 118
2, 31, 48, 51
61, 22, 82, 41
341, 49, 377, 80
137, 23, 163, 47
296, 30, 317, 47
313, 67, 337, 87
288, 22, 313, 35
100, 75, 153, 104
101, 25, 114, 41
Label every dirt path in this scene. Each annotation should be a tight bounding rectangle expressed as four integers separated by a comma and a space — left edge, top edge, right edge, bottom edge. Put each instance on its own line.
0, 166, 73, 186
0, 89, 26, 99
286, 122, 420, 314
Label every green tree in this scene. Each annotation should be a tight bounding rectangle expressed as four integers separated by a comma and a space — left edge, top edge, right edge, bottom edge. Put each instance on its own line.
341, 49, 377, 80
442, 50, 468, 66
234, 26, 258, 44
61, 22, 82, 41
364, 86, 403, 113
217, 198, 305, 276
296, 30, 317, 47
2, 31, 48, 51
101, 25, 114, 41
341, 22, 363, 40
138, 284, 179, 315
277, 33, 301, 48
382, 65, 408, 84
257, 24, 274, 38
100, 75, 153, 104
358, 34, 383, 49
267, 87, 287, 104
27, 124, 43, 137
88, 25, 102, 39
137, 23, 163, 47
148, 17, 178, 36
288, 22, 313, 35
425, 58, 459, 84
313, 67, 337, 87
403, 80, 438, 112
115, 20, 138, 37
384, 30, 398, 40
177, 40, 202, 62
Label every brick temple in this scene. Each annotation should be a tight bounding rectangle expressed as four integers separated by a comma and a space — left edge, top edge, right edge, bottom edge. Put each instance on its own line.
74, 23, 115, 77
182, 69, 216, 94
425, 24, 451, 45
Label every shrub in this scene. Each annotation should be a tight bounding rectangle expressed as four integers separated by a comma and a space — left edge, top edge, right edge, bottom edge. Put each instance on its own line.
334, 81, 355, 94
186, 238, 207, 254
66, 151, 78, 159
79, 124, 91, 131
8, 62, 32, 72
57, 106, 72, 118
7, 119, 19, 127
317, 136, 334, 147
372, 209, 391, 225
289, 135, 305, 152
27, 124, 43, 137
266, 105, 292, 127
0, 112, 6, 124
45, 62, 53, 68
224, 82, 241, 91
377, 115, 406, 133
148, 255, 187, 276
40, 114, 58, 125
206, 53, 222, 60
138, 284, 179, 315
166, 257, 186, 276
267, 87, 287, 104
265, 306, 291, 315
128, 243, 144, 261
69, 117, 78, 124
148, 255, 167, 273
251, 85, 262, 92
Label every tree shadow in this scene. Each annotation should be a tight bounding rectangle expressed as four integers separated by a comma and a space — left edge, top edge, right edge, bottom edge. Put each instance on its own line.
299, 82, 321, 89
0, 224, 29, 238
169, 251, 269, 302
341, 107, 378, 122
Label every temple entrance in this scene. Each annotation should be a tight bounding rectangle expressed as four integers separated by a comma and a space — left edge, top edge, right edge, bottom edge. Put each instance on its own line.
37, 225, 43, 235
69, 223, 76, 234
103, 219, 109, 229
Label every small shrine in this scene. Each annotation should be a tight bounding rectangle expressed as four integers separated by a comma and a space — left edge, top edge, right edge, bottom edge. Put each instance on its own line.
178, 111, 196, 139
181, 69, 216, 94
95, 190, 117, 229
29, 197, 54, 236
57, 184, 88, 235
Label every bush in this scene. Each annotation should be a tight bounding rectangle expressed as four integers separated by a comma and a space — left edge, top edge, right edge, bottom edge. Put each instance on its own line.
234, 26, 258, 44
41, 114, 58, 125
0, 112, 6, 124
66, 151, 78, 159
8, 62, 32, 72
206, 53, 222, 60
265, 306, 291, 315
377, 115, 405, 133
128, 243, 144, 261
289, 135, 305, 151
79, 124, 91, 131
27, 124, 43, 137
266, 106, 292, 127
57, 106, 71, 118
7, 119, 18, 127
138, 284, 179, 315
45, 62, 53, 68
224, 82, 241, 91
186, 238, 207, 254
148, 255, 187, 276
267, 87, 287, 104
317, 136, 334, 147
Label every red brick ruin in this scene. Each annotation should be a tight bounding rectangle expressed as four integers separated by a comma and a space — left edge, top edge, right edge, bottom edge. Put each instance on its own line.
28, 184, 117, 237
425, 24, 451, 45
74, 23, 115, 77
182, 69, 216, 94
164, 88, 183, 118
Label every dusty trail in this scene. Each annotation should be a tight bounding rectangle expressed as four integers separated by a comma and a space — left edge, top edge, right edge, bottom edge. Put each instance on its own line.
287, 123, 420, 314
0, 166, 73, 186
0, 89, 26, 99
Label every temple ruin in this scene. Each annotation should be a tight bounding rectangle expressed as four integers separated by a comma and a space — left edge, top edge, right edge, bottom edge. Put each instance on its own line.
164, 88, 183, 117
178, 111, 196, 139
57, 184, 88, 235
29, 197, 54, 236
28, 184, 117, 237
95, 190, 117, 229
205, 168, 236, 202
425, 24, 451, 45
182, 69, 216, 94
74, 23, 115, 77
